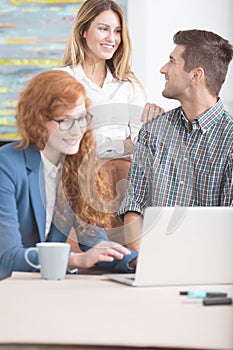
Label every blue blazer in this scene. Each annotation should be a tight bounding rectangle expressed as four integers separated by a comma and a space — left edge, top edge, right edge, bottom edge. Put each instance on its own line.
0, 142, 137, 280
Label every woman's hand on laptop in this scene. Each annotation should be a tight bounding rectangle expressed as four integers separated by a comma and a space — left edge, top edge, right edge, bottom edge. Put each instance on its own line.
68, 241, 131, 270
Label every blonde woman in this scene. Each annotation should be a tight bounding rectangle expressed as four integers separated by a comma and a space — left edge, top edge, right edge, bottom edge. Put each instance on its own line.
55, 0, 163, 235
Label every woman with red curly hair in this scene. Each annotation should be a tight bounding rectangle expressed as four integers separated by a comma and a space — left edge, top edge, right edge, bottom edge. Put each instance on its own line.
0, 70, 137, 280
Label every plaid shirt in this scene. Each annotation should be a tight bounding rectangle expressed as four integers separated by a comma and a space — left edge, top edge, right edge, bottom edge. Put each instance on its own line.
118, 99, 233, 217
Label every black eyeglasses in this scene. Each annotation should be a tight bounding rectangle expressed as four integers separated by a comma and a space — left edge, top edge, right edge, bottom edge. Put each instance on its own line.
51, 112, 92, 131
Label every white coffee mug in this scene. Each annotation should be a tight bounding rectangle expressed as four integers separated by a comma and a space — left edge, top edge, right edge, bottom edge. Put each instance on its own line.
24, 242, 70, 280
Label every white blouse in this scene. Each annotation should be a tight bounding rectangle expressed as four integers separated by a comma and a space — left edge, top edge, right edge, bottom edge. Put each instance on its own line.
55, 65, 147, 157
40, 152, 61, 237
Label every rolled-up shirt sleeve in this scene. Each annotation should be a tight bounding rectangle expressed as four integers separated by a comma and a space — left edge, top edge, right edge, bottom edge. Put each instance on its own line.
118, 123, 153, 220
221, 151, 233, 206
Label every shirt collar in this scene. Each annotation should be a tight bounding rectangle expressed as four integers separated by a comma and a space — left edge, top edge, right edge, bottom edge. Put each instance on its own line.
180, 98, 225, 134
196, 98, 224, 134
73, 65, 116, 84
105, 66, 115, 82
40, 152, 61, 180
72, 65, 85, 80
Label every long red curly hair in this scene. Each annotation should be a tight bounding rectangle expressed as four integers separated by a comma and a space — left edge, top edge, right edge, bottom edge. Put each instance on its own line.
62, 129, 117, 228
15, 69, 115, 228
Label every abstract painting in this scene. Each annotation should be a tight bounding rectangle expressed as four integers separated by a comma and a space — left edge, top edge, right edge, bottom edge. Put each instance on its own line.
0, 0, 127, 140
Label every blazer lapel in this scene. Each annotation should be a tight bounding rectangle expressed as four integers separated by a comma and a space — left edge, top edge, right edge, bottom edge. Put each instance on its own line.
25, 146, 46, 242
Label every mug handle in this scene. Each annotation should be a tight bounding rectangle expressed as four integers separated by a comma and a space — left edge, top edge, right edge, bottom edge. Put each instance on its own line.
24, 247, 41, 269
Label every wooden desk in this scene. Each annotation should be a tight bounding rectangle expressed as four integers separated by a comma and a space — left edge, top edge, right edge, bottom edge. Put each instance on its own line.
0, 272, 232, 350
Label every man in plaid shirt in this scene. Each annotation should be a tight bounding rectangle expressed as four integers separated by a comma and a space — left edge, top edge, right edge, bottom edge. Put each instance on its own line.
118, 29, 233, 251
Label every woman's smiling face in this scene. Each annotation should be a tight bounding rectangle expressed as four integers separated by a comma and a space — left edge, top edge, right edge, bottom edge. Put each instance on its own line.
83, 9, 121, 62
43, 95, 87, 165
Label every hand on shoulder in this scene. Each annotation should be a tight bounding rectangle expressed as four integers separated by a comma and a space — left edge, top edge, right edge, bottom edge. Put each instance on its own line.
141, 102, 165, 124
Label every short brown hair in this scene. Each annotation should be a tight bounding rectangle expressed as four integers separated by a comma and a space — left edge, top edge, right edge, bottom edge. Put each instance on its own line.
173, 29, 233, 96
16, 70, 89, 149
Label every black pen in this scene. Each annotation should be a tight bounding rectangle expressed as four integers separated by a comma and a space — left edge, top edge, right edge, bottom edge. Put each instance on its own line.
203, 297, 232, 306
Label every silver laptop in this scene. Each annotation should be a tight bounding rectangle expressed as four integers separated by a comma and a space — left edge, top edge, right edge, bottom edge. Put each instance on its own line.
106, 206, 233, 287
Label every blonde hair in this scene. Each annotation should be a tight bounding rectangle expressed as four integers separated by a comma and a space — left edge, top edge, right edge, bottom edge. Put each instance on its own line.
63, 0, 141, 84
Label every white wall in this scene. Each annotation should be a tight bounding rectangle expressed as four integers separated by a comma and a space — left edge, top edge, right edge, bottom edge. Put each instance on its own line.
127, 0, 233, 114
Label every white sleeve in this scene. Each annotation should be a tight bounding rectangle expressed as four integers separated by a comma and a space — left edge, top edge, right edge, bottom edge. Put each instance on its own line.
128, 82, 147, 144
91, 103, 129, 158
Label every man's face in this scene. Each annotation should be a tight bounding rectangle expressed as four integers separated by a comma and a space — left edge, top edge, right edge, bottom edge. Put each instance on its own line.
160, 45, 192, 102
